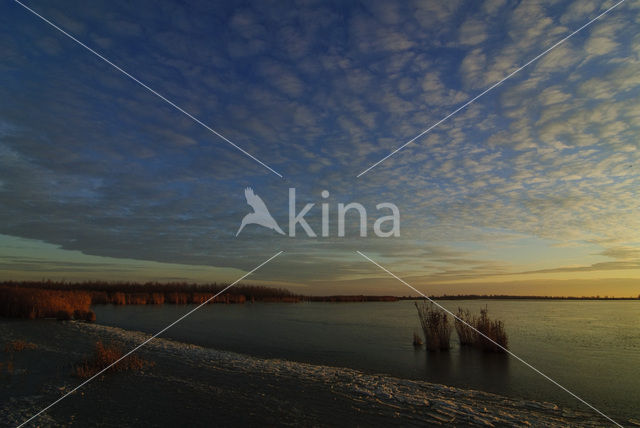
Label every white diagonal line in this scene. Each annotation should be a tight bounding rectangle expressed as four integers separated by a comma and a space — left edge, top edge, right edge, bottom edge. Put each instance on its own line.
356, 250, 622, 427
357, 0, 626, 178
16, 250, 284, 428
13, 0, 283, 179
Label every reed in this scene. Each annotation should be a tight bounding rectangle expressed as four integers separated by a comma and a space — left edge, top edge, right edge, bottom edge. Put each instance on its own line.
474, 307, 508, 352
75, 341, 154, 378
112, 292, 126, 305
2, 280, 297, 300
149, 293, 165, 305
4, 340, 37, 352
126, 293, 148, 305
415, 301, 451, 351
165, 292, 189, 304
454, 307, 476, 346
0, 286, 92, 320
452, 306, 508, 352
412, 332, 423, 346
90, 291, 109, 304
0, 360, 14, 375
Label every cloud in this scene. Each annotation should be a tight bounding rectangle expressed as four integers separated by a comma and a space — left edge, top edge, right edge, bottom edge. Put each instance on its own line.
350, 16, 415, 53
458, 18, 489, 46
520, 261, 640, 275
258, 60, 305, 98
599, 246, 640, 260
1, 0, 638, 291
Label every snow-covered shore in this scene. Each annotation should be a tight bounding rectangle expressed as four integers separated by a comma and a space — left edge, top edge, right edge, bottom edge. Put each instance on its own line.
2, 320, 633, 427
73, 322, 614, 426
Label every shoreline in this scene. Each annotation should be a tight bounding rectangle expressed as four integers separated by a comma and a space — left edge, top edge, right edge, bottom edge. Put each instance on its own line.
2, 319, 632, 427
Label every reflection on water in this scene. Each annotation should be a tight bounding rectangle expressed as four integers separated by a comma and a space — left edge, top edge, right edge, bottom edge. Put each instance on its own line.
456, 347, 511, 392
407, 340, 512, 394
93, 300, 639, 420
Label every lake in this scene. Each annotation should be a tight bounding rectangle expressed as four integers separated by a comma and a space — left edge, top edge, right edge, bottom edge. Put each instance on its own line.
92, 300, 639, 421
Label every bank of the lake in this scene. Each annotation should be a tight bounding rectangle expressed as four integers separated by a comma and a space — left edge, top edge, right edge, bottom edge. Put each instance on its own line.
3, 319, 635, 427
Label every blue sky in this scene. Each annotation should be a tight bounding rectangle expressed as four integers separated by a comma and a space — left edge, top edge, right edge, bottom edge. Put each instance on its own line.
1, 0, 639, 295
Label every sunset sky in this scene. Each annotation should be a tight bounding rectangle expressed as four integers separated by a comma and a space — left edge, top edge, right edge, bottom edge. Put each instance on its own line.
1, 0, 639, 296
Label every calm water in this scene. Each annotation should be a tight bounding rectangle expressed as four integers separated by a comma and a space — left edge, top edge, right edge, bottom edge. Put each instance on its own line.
93, 300, 639, 420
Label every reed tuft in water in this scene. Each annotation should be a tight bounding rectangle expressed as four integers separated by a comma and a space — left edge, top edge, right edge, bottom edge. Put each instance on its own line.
454, 307, 476, 346
412, 332, 423, 347
452, 306, 508, 352
473, 306, 508, 352
415, 301, 451, 351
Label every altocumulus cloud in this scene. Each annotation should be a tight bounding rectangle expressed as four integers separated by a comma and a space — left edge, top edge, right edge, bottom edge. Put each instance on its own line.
0, 0, 639, 290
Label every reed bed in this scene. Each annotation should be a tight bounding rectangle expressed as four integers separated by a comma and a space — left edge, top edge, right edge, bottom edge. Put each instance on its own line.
149, 293, 165, 305
1, 280, 296, 300
0, 282, 278, 323
0, 286, 94, 321
414, 301, 452, 351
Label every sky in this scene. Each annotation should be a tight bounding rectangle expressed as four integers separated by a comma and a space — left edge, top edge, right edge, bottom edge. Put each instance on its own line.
1, 0, 639, 296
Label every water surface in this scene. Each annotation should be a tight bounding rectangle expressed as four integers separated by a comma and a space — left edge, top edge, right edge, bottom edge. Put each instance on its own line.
93, 300, 640, 420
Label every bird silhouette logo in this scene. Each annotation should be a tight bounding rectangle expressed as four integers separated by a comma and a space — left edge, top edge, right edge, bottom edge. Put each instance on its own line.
236, 187, 285, 236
